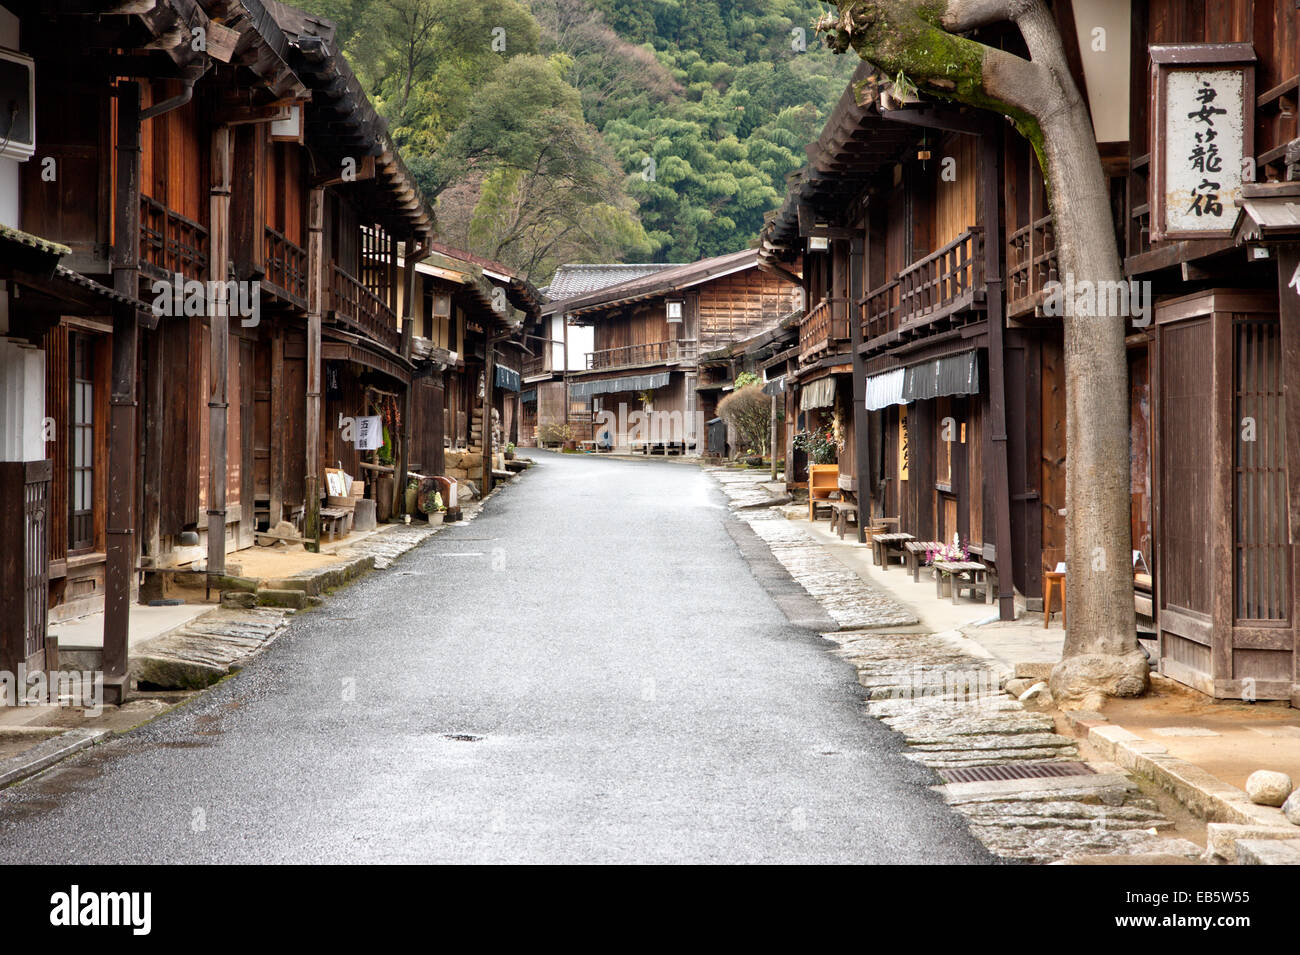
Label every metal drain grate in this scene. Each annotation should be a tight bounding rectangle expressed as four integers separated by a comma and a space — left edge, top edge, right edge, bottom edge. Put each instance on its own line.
938, 761, 1096, 784
443, 734, 483, 743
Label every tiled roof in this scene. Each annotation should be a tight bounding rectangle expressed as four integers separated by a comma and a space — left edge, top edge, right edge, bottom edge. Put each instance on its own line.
549, 248, 761, 317
545, 263, 684, 301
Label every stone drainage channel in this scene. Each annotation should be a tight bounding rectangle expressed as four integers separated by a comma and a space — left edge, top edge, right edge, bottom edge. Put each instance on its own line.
711, 469, 1202, 864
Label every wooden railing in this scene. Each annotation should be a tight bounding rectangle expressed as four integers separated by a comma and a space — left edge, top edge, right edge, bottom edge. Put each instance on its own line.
862, 280, 900, 342
799, 297, 851, 359
329, 265, 400, 352
263, 226, 307, 308
1126, 153, 1151, 262
861, 227, 984, 340
522, 353, 548, 378
139, 195, 208, 280
586, 339, 698, 371
1006, 215, 1057, 317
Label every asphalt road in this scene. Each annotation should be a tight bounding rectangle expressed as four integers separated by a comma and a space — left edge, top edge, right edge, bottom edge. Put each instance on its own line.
0, 452, 990, 863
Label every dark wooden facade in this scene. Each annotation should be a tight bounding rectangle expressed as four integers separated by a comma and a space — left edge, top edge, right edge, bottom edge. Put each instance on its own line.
556, 250, 794, 451
0, 0, 440, 700
761, 2, 1300, 705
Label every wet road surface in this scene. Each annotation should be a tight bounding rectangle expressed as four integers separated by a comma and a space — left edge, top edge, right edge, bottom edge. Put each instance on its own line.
0, 452, 990, 863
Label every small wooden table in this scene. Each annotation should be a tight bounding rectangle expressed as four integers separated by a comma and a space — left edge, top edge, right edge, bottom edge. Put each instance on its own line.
872, 532, 915, 569
932, 559, 991, 604
903, 541, 945, 583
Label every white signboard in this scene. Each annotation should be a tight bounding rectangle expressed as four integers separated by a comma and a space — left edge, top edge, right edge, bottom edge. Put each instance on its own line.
353, 415, 383, 451
1162, 69, 1244, 236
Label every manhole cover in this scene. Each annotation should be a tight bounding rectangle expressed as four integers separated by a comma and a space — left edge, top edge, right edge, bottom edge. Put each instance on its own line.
443, 734, 483, 743
938, 761, 1096, 784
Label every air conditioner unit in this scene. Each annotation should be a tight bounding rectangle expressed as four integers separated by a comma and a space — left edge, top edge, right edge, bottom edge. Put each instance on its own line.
0, 48, 35, 162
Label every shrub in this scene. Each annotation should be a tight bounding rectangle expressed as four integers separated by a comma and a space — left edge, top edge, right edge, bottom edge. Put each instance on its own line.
717, 384, 770, 456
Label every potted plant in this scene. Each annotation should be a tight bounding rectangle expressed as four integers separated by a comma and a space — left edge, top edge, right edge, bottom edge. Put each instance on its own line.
504, 442, 516, 461
793, 424, 838, 465
924, 534, 971, 566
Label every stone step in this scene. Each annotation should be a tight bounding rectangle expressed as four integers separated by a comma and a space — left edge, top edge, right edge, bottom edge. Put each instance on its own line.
1236, 838, 1300, 865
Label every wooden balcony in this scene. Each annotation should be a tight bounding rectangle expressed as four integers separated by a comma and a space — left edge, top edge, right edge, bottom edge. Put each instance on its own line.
263, 226, 307, 310
861, 227, 985, 344
139, 195, 208, 282
522, 353, 548, 379
585, 339, 698, 372
798, 297, 851, 361
329, 265, 400, 352
1007, 216, 1058, 318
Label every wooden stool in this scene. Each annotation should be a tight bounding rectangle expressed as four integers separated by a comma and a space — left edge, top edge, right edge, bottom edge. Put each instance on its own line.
1044, 572, 1066, 628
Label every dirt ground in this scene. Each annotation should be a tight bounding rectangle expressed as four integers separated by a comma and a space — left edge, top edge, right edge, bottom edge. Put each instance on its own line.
1096, 675, 1300, 791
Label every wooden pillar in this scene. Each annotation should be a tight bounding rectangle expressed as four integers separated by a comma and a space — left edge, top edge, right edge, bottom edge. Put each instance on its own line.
207, 125, 233, 577
849, 233, 869, 542
396, 238, 424, 515
770, 392, 779, 479
981, 125, 1016, 621
482, 335, 495, 495
104, 81, 142, 705
303, 186, 325, 552
1275, 244, 1300, 706
562, 314, 570, 426
269, 328, 285, 523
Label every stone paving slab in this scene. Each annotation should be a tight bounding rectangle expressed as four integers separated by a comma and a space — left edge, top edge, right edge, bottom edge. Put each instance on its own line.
707, 468, 1208, 864
735, 516, 918, 629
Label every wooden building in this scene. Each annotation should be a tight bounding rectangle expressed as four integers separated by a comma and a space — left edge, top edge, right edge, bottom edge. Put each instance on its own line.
760, 1, 1300, 707
0, 0, 436, 701
557, 250, 795, 453
527, 264, 682, 447
397, 243, 542, 493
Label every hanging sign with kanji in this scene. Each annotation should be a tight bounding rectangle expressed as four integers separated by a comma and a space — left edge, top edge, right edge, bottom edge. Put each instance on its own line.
1150, 45, 1255, 242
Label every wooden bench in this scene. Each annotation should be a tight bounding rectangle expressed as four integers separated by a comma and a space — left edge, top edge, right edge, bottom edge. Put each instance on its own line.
808, 463, 839, 521
933, 559, 991, 605
320, 506, 351, 542
830, 500, 858, 539
973, 542, 1000, 603
872, 532, 914, 569
903, 540, 945, 582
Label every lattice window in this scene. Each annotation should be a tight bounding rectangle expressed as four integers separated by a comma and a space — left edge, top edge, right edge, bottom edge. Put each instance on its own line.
1234, 317, 1289, 622
68, 334, 94, 553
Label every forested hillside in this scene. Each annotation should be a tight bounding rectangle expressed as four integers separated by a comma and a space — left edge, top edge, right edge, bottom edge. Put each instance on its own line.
296, 1, 853, 282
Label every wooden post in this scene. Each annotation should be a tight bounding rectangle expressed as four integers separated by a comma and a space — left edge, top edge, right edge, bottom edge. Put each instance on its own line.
104, 81, 142, 705
981, 125, 1016, 621
482, 335, 495, 496
849, 233, 869, 543
303, 186, 325, 552
269, 328, 285, 524
207, 125, 232, 577
396, 238, 425, 515
1274, 244, 1300, 706
770, 392, 779, 479
562, 313, 570, 427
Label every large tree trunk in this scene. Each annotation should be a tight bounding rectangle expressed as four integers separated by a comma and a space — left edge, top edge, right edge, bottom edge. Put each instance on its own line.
820, 0, 1146, 706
